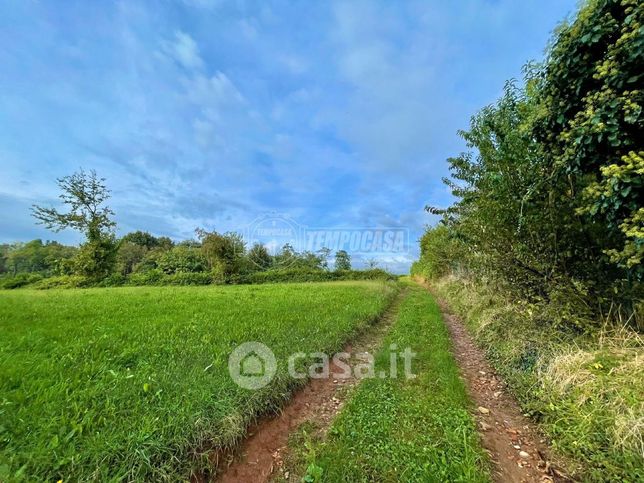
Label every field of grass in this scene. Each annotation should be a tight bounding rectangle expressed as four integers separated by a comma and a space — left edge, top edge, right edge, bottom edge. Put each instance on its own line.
295, 282, 490, 482
0, 281, 397, 481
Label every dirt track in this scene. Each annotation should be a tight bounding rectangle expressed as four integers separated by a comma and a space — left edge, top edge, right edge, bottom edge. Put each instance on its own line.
216, 292, 405, 482
420, 280, 570, 483
214, 282, 570, 482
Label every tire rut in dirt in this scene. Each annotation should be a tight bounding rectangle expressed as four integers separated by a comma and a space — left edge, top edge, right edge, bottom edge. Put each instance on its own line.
213, 290, 407, 483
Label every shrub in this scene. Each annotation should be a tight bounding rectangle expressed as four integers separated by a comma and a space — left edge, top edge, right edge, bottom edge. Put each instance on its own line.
127, 269, 165, 286
411, 225, 463, 279
240, 268, 395, 284
126, 270, 213, 286
0, 273, 44, 289
31, 275, 90, 290
161, 272, 213, 286
73, 237, 118, 279
421, 0, 643, 326
157, 246, 207, 274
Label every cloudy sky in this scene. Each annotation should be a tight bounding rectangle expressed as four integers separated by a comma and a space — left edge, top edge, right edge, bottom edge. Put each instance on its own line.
0, 0, 575, 272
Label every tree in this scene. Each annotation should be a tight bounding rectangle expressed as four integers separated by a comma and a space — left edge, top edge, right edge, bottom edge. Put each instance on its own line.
121, 231, 160, 249
196, 228, 246, 277
318, 247, 332, 270
420, 0, 643, 324
32, 169, 115, 242
156, 236, 174, 251
116, 242, 148, 275
274, 243, 297, 268
0, 244, 9, 274
532, 0, 643, 282
248, 243, 272, 270
32, 169, 117, 278
157, 245, 206, 274
335, 250, 351, 271
297, 251, 325, 270
3, 240, 77, 275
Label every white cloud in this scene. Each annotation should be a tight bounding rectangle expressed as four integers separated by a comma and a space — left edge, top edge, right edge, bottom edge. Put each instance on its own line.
278, 53, 308, 75
185, 72, 245, 109
163, 30, 204, 71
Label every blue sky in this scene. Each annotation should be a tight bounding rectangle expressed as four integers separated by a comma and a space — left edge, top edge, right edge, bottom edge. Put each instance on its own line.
0, 0, 576, 272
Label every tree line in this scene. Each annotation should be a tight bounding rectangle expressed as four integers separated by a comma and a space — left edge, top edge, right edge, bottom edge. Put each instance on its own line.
1, 169, 380, 288
413, 0, 642, 330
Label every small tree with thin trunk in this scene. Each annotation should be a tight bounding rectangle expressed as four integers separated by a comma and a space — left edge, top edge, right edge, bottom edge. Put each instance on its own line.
32, 169, 117, 278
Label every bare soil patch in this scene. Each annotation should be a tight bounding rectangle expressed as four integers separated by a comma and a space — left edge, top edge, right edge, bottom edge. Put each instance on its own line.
419, 280, 571, 483
214, 292, 405, 482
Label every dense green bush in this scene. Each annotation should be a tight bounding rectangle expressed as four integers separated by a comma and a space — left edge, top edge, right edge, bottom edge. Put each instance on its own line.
0, 273, 44, 289
73, 237, 118, 280
126, 270, 213, 286
534, 0, 643, 282
126, 269, 166, 286
411, 225, 463, 279
156, 246, 207, 274
158, 272, 213, 286
30, 275, 91, 290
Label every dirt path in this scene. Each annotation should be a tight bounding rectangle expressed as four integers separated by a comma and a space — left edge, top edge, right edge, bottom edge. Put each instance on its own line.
419, 280, 569, 483
215, 291, 405, 482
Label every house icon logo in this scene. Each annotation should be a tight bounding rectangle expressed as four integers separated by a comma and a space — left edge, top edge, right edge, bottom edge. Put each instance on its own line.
240, 352, 266, 376
228, 342, 277, 390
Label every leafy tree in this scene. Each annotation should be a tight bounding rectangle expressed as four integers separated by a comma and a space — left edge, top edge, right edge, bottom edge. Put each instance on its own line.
0, 244, 9, 274
318, 247, 332, 270
335, 250, 351, 271
156, 236, 174, 251
297, 251, 325, 270
157, 245, 207, 274
531, 0, 644, 284
420, 0, 643, 324
116, 242, 148, 275
133, 248, 165, 273
5, 240, 46, 273
121, 231, 160, 249
73, 238, 118, 279
196, 228, 246, 277
248, 243, 272, 270
32, 170, 115, 242
31, 170, 117, 278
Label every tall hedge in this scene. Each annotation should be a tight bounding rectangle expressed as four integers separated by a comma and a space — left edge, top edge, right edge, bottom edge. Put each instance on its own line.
420, 0, 643, 325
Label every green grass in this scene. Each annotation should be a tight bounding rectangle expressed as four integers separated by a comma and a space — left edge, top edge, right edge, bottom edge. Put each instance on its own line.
300, 282, 490, 482
0, 281, 397, 481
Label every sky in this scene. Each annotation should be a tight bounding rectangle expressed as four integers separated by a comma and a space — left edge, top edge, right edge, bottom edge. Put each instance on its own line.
0, 0, 576, 272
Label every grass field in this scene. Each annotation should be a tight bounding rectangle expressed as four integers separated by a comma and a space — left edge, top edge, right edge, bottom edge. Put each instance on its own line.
289, 282, 490, 482
0, 281, 397, 481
